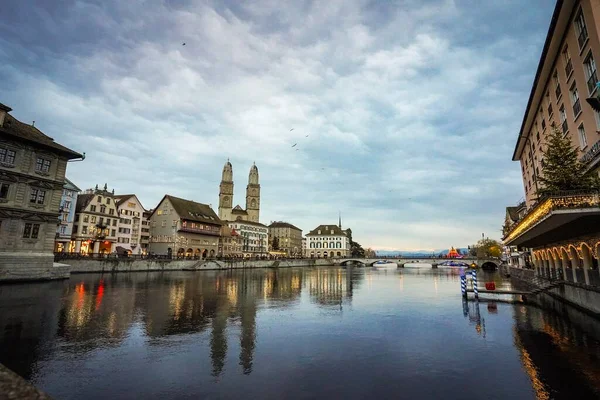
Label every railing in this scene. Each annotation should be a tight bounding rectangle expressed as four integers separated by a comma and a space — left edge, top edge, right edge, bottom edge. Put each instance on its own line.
572, 98, 582, 117
565, 58, 573, 78
561, 119, 569, 134
503, 190, 600, 243
587, 71, 597, 95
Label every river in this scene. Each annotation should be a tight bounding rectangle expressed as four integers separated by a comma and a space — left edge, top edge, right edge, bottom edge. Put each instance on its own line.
0, 266, 599, 399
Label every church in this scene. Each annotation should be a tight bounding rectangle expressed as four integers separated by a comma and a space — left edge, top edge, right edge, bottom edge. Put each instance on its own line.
218, 160, 261, 222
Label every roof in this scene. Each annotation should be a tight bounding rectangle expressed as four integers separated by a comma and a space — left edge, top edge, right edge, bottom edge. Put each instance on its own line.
268, 221, 302, 231
158, 195, 222, 225
306, 225, 348, 236
230, 219, 267, 228
231, 205, 248, 214
63, 178, 80, 192
113, 194, 146, 211
1, 111, 83, 159
506, 206, 520, 222
75, 193, 94, 213
512, 0, 570, 160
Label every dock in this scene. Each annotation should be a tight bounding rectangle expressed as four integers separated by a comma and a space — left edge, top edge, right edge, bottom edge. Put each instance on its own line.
465, 288, 529, 295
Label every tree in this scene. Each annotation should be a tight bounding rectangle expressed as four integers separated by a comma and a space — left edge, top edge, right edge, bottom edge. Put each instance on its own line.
271, 237, 279, 251
472, 238, 502, 258
350, 241, 365, 257
537, 126, 598, 196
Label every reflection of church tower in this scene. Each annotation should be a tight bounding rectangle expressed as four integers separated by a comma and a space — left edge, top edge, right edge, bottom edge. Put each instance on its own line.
218, 160, 234, 221
210, 302, 229, 377
239, 299, 256, 375
245, 163, 260, 222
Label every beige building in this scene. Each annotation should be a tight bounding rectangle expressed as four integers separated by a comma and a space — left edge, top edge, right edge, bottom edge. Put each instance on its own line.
148, 195, 222, 258
268, 221, 303, 257
305, 224, 351, 258
505, 0, 600, 285
140, 209, 152, 254
228, 219, 269, 257
72, 185, 120, 254
218, 160, 260, 223
218, 225, 242, 258
114, 194, 146, 255
0, 103, 83, 279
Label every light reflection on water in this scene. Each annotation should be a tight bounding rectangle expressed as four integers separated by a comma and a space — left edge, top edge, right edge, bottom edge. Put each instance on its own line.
0, 267, 599, 399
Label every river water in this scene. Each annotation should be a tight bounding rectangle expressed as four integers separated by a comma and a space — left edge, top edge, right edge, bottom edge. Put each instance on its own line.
1, 266, 600, 399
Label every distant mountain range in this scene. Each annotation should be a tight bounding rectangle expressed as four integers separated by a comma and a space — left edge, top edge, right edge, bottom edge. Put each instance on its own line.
376, 249, 469, 257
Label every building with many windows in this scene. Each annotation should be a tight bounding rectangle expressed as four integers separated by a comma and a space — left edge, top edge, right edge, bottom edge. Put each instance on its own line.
55, 178, 80, 253
218, 225, 242, 258
504, 0, 600, 285
72, 184, 120, 254
305, 224, 351, 258
140, 209, 152, 254
148, 195, 222, 258
114, 194, 146, 255
268, 221, 303, 257
0, 103, 83, 280
228, 220, 269, 257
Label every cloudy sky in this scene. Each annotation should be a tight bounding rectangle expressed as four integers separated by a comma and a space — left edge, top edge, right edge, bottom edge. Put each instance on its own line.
1, 0, 554, 250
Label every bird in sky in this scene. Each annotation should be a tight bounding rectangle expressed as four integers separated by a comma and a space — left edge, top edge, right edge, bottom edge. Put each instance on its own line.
290, 128, 294, 131
292, 143, 297, 147
305, 134, 309, 137
182, 42, 186, 46
296, 149, 299, 151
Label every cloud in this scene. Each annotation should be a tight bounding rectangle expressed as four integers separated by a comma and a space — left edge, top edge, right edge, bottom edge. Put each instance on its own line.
0, 0, 554, 249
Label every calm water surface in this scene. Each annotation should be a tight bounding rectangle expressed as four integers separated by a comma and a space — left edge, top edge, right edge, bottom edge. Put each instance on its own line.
1, 266, 600, 399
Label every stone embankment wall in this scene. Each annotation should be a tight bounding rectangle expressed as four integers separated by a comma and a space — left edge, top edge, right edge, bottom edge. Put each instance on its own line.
63, 258, 334, 275
0, 253, 68, 282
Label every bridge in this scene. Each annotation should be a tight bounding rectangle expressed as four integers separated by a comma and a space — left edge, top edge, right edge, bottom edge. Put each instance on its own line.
335, 257, 501, 270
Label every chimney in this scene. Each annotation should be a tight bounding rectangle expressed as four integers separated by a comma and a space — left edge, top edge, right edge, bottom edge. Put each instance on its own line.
0, 103, 12, 128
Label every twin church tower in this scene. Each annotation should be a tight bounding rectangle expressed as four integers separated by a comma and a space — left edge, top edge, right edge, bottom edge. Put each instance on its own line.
218, 160, 260, 223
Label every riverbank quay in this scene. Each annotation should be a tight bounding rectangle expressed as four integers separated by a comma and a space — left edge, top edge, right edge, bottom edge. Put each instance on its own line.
0, 255, 334, 283
502, 265, 600, 319
0, 363, 51, 400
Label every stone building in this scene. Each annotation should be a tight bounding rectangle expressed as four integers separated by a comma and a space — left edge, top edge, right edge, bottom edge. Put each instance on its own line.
0, 103, 83, 280
114, 194, 146, 255
504, 0, 600, 285
55, 178, 80, 253
218, 160, 260, 223
72, 185, 120, 254
305, 223, 351, 258
268, 221, 303, 257
228, 219, 269, 257
218, 225, 242, 258
148, 195, 222, 258
140, 209, 152, 254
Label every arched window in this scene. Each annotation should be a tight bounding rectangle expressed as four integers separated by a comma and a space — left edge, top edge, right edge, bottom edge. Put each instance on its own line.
310, 242, 315, 248
250, 199, 257, 208
330, 242, 335, 248
337, 242, 341, 248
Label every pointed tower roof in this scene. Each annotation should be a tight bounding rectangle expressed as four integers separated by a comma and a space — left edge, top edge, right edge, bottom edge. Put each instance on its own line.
222, 159, 233, 182
248, 162, 259, 185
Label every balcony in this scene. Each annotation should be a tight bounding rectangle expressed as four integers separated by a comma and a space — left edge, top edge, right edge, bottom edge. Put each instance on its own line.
572, 98, 582, 118
587, 71, 598, 95
503, 190, 600, 247
561, 119, 569, 134
565, 59, 573, 78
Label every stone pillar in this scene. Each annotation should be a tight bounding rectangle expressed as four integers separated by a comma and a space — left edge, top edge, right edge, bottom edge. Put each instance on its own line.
548, 257, 556, 279
93, 241, 100, 254
571, 258, 578, 283
582, 246, 593, 286
110, 242, 116, 253
75, 240, 81, 254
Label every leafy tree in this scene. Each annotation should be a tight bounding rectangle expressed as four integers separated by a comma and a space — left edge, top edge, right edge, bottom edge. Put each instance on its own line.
537, 126, 598, 196
271, 237, 279, 251
472, 238, 502, 258
350, 241, 365, 257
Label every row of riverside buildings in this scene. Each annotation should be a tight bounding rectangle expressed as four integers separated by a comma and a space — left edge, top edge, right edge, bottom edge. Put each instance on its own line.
0, 103, 353, 280
503, 0, 600, 285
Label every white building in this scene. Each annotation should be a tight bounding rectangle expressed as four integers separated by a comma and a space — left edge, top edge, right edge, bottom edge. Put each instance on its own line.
228, 220, 269, 257
305, 224, 351, 258
114, 194, 146, 255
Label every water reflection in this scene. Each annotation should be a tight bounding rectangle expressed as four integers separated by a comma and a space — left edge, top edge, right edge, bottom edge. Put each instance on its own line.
0, 267, 599, 399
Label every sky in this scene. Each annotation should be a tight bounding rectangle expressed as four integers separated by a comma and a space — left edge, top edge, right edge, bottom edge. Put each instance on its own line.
0, 0, 555, 250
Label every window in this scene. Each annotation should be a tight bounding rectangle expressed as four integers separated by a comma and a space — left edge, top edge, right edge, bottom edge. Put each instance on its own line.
90, 216, 96, 223
563, 47, 573, 78
99, 217, 104, 226
100, 205, 106, 213
0, 148, 16, 165
90, 205, 96, 212
570, 82, 581, 118
584, 52, 597, 94
559, 105, 568, 134
553, 70, 562, 98
161, 220, 167, 227
541, 119, 546, 131
112, 219, 117, 226
0, 183, 9, 199
575, 9, 588, 50
83, 215, 89, 222
578, 124, 588, 149
111, 229, 116, 236
547, 102, 553, 118
536, 132, 540, 142
106, 198, 110, 204
34, 157, 51, 173
29, 188, 45, 204
98, 196, 102, 202
109, 208, 114, 215
22, 223, 40, 239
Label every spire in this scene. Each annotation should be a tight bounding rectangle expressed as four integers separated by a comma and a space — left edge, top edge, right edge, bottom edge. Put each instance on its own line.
222, 159, 233, 182
248, 163, 259, 185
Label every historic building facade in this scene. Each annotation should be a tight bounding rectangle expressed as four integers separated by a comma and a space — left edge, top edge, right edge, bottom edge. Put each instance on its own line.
140, 210, 152, 254
55, 178, 80, 253
0, 103, 83, 280
72, 185, 120, 254
268, 221, 303, 257
218, 225, 242, 258
504, 0, 600, 285
305, 223, 351, 258
228, 219, 268, 257
218, 160, 260, 223
148, 195, 222, 258
114, 194, 146, 255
